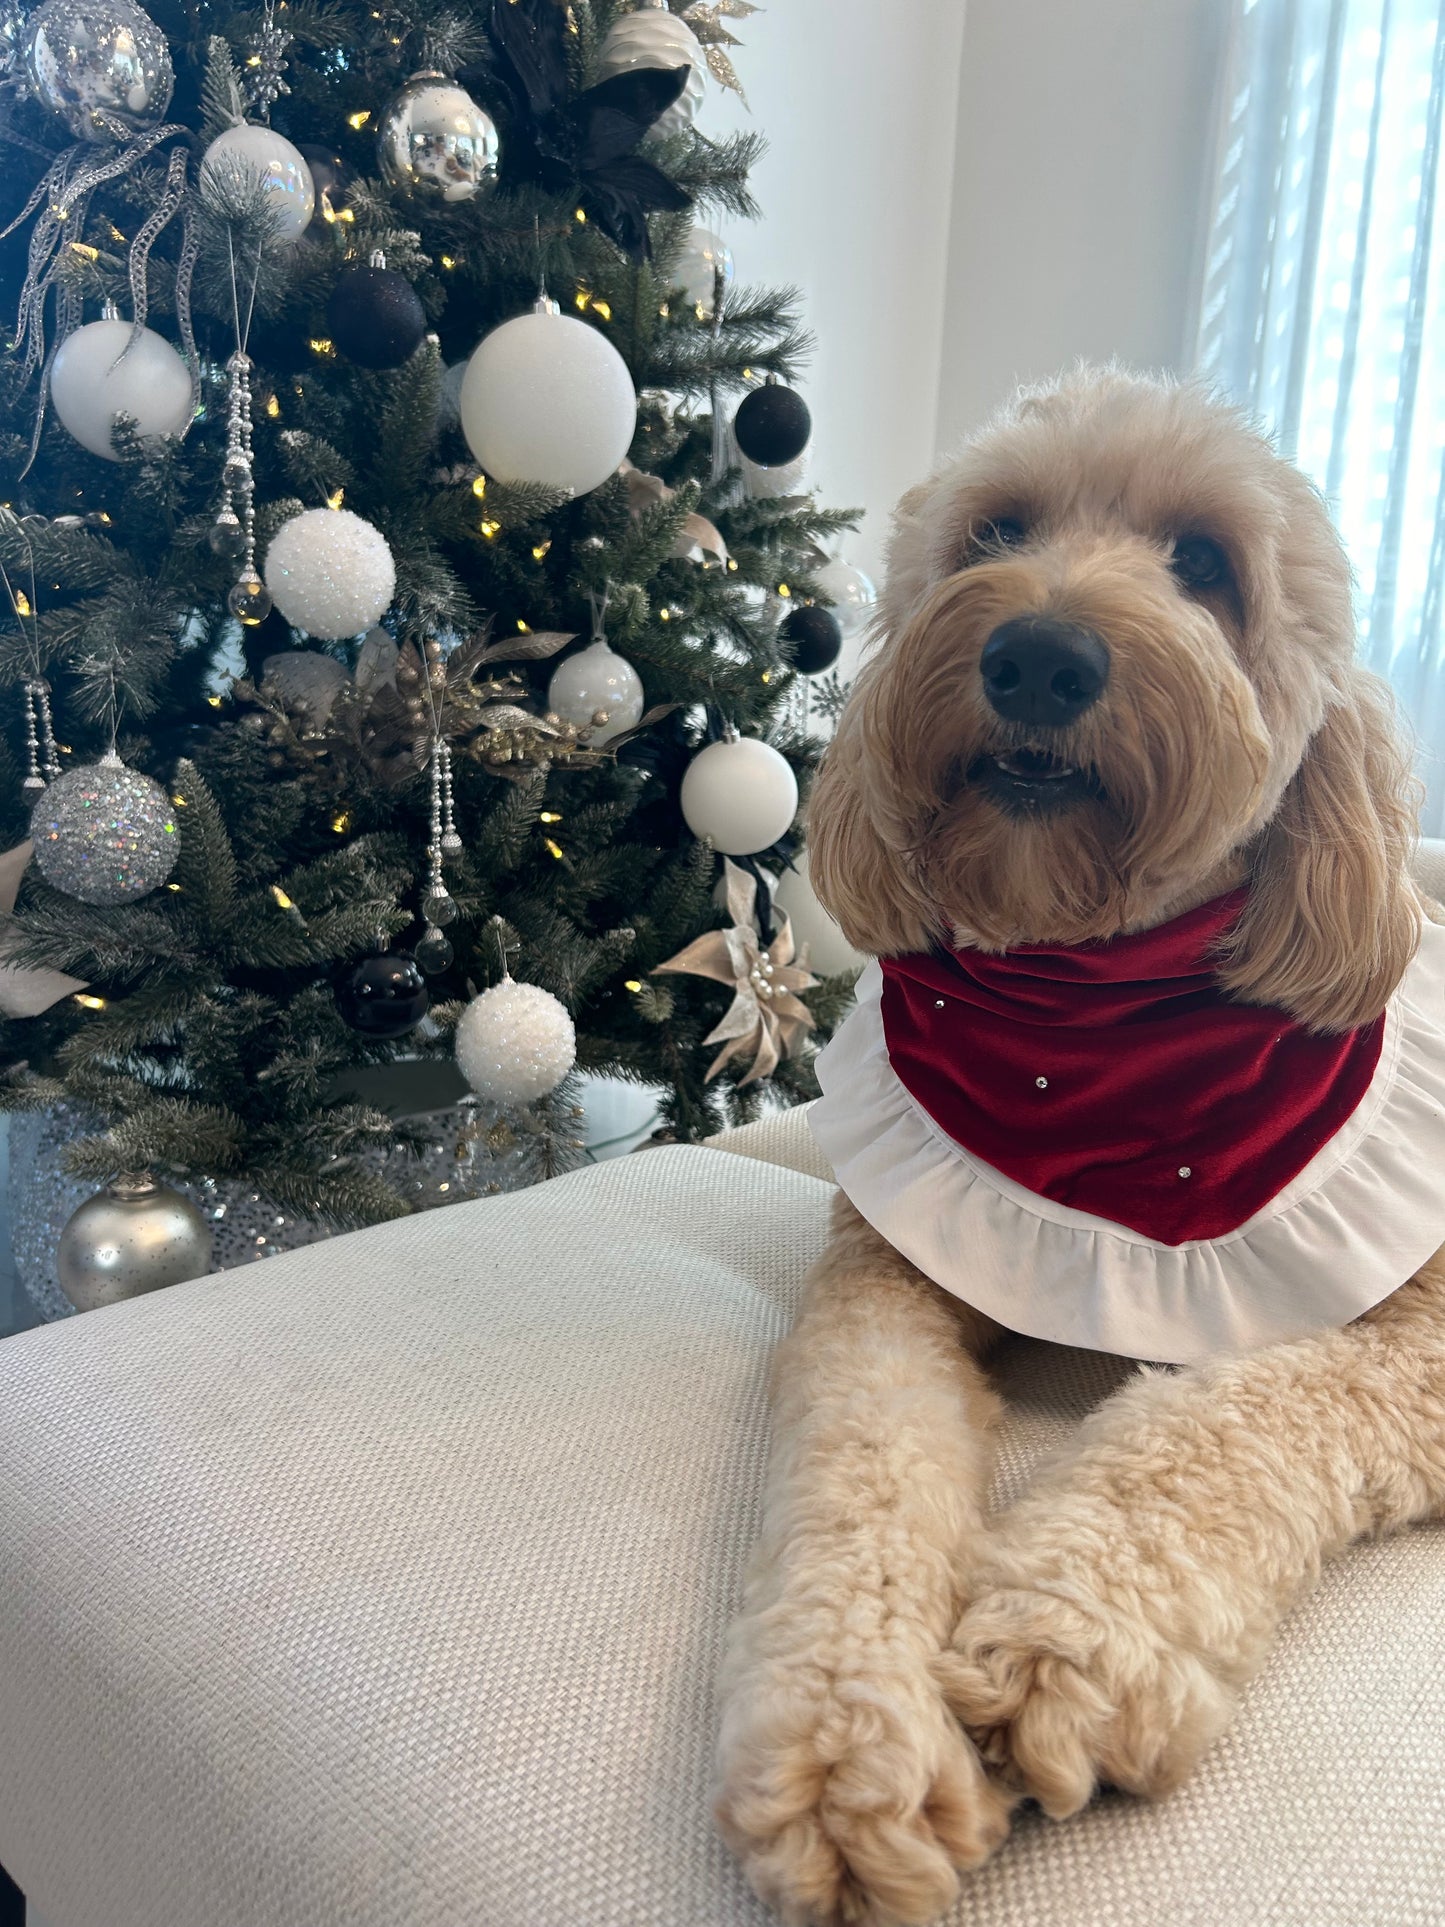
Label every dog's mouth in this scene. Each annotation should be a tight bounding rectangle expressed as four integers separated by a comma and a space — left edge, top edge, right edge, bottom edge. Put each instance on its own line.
970, 746, 1103, 814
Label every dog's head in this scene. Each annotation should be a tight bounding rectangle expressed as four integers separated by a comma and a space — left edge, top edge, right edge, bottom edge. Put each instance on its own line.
809, 369, 1420, 1030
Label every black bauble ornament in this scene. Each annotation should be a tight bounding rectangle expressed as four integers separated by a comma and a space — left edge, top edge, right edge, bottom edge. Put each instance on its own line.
734, 384, 812, 467
780, 603, 843, 675
335, 951, 430, 1036
326, 264, 427, 371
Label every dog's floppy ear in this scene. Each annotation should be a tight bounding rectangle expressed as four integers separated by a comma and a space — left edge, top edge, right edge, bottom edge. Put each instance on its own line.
1219, 669, 1420, 1031
807, 679, 939, 958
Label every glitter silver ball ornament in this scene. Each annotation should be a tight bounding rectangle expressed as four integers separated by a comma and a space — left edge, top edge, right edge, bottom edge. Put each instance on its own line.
30, 750, 178, 904
376, 70, 499, 203
455, 976, 576, 1106
24, 0, 173, 139
57, 1172, 213, 1313
263, 507, 395, 641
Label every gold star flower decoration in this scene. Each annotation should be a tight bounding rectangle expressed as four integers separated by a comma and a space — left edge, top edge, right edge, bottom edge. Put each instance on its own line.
654, 859, 817, 1084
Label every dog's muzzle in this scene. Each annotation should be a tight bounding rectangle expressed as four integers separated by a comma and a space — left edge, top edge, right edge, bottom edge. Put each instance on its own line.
980, 616, 1110, 727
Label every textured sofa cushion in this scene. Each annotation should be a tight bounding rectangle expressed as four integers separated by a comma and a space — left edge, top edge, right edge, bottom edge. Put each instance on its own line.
0, 1141, 1443, 1927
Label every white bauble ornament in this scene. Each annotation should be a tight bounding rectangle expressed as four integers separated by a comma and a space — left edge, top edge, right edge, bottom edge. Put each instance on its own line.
739, 446, 810, 501
595, 0, 706, 136
459, 299, 637, 496
773, 847, 867, 977
546, 639, 644, 747
262, 649, 348, 720
674, 225, 733, 317
376, 70, 499, 202
264, 508, 395, 641
201, 123, 315, 242
30, 748, 177, 903
49, 317, 192, 460
815, 557, 878, 639
455, 976, 577, 1106
680, 736, 799, 856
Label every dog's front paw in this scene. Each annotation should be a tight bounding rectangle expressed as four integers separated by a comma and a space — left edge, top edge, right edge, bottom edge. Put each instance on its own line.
933, 1580, 1237, 1821
716, 1644, 1014, 1926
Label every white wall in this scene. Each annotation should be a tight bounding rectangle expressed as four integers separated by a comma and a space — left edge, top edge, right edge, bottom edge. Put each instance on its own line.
935, 0, 1230, 451
708, 0, 1230, 590
701, 2, 967, 587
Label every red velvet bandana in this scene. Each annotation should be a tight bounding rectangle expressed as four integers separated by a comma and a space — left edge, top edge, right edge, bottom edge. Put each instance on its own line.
880, 892, 1385, 1246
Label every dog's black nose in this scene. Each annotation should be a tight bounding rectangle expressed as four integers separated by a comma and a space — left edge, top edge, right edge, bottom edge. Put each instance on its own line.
979, 617, 1110, 727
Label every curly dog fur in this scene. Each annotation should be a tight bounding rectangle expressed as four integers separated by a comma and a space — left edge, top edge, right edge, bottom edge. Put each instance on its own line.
714, 370, 1444, 1925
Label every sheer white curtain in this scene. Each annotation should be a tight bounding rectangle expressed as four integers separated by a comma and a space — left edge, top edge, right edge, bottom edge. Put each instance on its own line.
1195, 0, 1445, 831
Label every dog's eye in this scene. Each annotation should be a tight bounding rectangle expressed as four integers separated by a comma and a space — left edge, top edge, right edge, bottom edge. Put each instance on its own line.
1171, 534, 1229, 590
971, 517, 1028, 556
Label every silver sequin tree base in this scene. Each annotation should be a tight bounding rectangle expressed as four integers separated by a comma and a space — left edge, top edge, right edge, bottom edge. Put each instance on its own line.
9, 1099, 550, 1321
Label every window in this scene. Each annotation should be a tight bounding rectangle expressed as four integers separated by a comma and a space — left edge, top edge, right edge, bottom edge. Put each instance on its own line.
1196, 0, 1445, 831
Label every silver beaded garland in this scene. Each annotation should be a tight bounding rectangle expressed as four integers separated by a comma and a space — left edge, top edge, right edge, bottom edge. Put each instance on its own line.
213, 347, 273, 626
422, 732, 459, 922
21, 678, 60, 795
30, 748, 178, 903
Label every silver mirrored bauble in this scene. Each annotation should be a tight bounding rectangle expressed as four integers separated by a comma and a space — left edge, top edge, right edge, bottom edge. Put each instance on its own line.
57, 1172, 213, 1312
0, 0, 29, 91
377, 71, 499, 203
24, 0, 174, 140
30, 750, 178, 903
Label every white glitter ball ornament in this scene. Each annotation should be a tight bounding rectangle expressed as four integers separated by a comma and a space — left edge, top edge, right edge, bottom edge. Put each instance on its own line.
49, 317, 192, 461
30, 749, 178, 904
454, 976, 576, 1106
200, 123, 315, 242
680, 736, 799, 856
264, 508, 396, 641
458, 299, 637, 496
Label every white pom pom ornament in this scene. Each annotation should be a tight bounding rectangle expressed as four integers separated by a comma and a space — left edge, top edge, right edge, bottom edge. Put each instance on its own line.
264, 508, 396, 641
459, 297, 637, 497
455, 976, 577, 1106
680, 735, 799, 856
49, 315, 192, 460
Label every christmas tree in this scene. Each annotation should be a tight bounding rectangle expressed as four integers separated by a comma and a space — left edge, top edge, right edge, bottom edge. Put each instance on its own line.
0, 0, 864, 1244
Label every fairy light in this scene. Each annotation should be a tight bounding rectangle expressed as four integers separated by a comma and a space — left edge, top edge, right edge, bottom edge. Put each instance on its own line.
531, 539, 551, 560
13, 591, 30, 616
727, 558, 739, 571
544, 838, 564, 860
207, 695, 223, 708
539, 811, 562, 823
309, 338, 336, 357
440, 255, 456, 270
266, 394, 280, 419
575, 289, 590, 310
574, 207, 587, 223
326, 487, 345, 509
761, 670, 771, 683
658, 301, 670, 318
777, 583, 792, 597
271, 884, 295, 909
73, 993, 106, 1009
624, 979, 643, 993
659, 607, 671, 620
517, 619, 530, 631
171, 793, 188, 807
331, 811, 351, 833
471, 475, 487, 499
166, 882, 182, 892
480, 519, 501, 538
591, 300, 612, 321
68, 242, 99, 261
347, 110, 371, 129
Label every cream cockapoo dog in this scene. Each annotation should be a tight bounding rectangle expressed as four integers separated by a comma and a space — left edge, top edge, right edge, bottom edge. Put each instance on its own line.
713, 370, 1445, 1926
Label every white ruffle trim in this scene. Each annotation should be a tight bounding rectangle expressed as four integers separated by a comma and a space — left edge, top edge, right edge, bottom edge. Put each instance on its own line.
809, 923, 1445, 1364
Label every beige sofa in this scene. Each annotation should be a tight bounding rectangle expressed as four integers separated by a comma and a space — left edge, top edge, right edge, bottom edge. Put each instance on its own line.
0, 1095, 1442, 1927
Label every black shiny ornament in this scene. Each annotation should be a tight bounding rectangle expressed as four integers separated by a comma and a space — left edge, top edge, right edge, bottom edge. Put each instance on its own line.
335, 950, 430, 1036
734, 385, 812, 468
780, 603, 843, 676
326, 265, 427, 371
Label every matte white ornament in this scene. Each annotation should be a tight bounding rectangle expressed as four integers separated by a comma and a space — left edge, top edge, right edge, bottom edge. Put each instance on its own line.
262, 649, 348, 720
595, 0, 706, 136
264, 508, 395, 641
547, 638, 644, 747
680, 736, 799, 856
49, 317, 192, 460
455, 976, 577, 1106
674, 225, 733, 317
201, 123, 315, 242
773, 847, 867, 977
815, 557, 878, 638
459, 299, 637, 496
